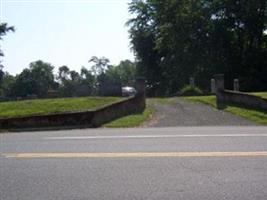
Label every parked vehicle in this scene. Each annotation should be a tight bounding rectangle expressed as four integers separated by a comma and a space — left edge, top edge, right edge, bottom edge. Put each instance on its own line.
122, 86, 137, 97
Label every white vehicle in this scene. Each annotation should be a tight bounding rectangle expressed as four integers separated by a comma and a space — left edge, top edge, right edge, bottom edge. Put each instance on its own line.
122, 86, 137, 97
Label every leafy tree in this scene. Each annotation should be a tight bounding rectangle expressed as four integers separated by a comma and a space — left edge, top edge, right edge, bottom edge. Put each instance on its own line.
69, 70, 81, 82
58, 65, 70, 83
0, 72, 15, 97
10, 69, 34, 97
105, 60, 137, 86
89, 56, 110, 76
57, 66, 94, 97
57, 66, 73, 97
80, 67, 95, 93
0, 23, 14, 59
127, 0, 267, 94
0, 23, 14, 87
127, 1, 164, 95
11, 60, 56, 97
87, 56, 111, 95
29, 60, 56, 96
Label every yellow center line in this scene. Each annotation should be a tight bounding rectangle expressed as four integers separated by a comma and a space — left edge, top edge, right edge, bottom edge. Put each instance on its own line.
2, 152, 267, 158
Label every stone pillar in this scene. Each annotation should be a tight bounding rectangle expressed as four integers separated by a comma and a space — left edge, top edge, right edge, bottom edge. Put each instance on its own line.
135, 77, 145, 97
214, 74, 225, 109
214, 74, 224, 92
135, 77, 146, 110
233, 79, 239, 91
189, 77, 195, 87
211, 79, 216, 94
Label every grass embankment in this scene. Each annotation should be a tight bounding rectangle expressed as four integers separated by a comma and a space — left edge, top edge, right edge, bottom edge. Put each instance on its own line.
250, 92, 267, 99
0, 97, 123, 118
183, 94, 267, 125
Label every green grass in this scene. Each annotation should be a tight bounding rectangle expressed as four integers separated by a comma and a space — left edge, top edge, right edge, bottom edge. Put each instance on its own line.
249, 92, 267, 99
183, 95, 267, 125
183, 95, 216, 107
103, 107, 153, 128
147, 97, 177, 104
0, 97, 124, 118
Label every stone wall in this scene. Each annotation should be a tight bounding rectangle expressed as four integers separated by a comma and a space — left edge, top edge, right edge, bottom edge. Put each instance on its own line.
214, 74, 267, 111
0, 78, 146, 130
221, 90, 267, 111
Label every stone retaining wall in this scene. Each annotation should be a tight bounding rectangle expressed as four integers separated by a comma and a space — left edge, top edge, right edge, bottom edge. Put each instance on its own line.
214, 74, 267, 111
0, 78, 146, 130
221, 90, 267, 111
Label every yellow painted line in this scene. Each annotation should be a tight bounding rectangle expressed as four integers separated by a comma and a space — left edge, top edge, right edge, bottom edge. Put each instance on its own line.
2, 152, 267, 158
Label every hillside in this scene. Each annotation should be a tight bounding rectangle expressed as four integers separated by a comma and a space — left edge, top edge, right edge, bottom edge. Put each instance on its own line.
0, 97, 123, 118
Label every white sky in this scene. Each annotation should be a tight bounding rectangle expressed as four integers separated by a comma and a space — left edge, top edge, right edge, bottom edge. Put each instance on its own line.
0, 0, 135, 75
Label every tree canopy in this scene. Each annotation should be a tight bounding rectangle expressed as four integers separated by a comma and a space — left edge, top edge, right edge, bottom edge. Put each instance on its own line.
127, 0, 267, 95
10, 60, 56, 97
0, 23, 14, 58
0, 57, 137, 99
0, 23, 14, 88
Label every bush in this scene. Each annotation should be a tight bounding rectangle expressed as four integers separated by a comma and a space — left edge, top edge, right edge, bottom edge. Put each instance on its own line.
180, 85, 203, 96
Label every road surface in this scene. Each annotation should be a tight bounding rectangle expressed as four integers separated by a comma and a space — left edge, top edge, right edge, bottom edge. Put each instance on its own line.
1, 126, 267, 200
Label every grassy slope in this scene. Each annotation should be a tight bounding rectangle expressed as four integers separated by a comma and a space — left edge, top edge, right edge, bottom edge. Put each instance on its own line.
249, 92, 267, 99
183, 95, 267, 125
0, 97, 123, 118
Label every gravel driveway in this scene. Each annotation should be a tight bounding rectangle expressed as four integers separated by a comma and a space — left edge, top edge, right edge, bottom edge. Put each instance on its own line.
144, 98, 257, 127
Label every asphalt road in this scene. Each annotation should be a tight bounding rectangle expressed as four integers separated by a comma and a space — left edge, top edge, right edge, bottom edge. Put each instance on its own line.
1, 126, 267, 200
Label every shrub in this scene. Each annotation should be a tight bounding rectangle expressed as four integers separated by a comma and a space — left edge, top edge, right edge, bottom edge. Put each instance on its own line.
180, 85, 203, 96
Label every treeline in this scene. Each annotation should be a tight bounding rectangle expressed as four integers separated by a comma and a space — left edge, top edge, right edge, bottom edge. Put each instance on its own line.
127, 0, 267, 96
0, 23, 136, 99
0, 58, 136, 99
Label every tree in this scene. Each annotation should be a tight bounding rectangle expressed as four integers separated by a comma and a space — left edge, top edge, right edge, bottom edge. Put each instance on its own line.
127, 0, 267, 94
57, 66, 94, 97
0, 23, 14, 58
0, 66, 4, 89
88, 56, 110, 76
0, 72, 15, 97
127, 0, 164, 95
11, 69, 34, 97
87, 56, 111, 95
29, 60, 56, 96
69, 70, 81, 82
0, 23, 14, 86
80, 67, 95, 92
11, 60, 56, 97
105, 60, 137, 86
58, 65, 70, 83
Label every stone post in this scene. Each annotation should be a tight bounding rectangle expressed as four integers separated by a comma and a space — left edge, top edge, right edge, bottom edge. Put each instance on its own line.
135, 77, 146, 110
189, 77, 195, 87
214, 74, 225, 109
211, 79, 216, 94
233, 79, 239, 91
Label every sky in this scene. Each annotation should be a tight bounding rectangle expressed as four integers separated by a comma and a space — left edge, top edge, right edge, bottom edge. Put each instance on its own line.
0, 0, 135, 75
